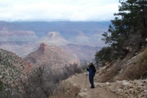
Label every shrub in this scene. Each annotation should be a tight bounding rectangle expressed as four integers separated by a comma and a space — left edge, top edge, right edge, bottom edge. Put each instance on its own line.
21, 63, 82, 98
95, 47, 114, 65
21, 66, 57, 98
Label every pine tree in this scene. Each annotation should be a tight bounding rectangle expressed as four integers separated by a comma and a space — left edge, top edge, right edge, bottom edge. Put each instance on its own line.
95, 0, 147, 64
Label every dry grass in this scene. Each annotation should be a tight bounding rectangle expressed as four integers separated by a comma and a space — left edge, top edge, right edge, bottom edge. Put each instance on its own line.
122, 49, 147, 80
49, 82, 80, 98
136, 49, 147, 76
96, 63, 119, 82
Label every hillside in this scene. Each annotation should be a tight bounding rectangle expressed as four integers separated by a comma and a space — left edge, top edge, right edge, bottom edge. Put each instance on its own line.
0, 49, 32, 97
0, 44, 81, 98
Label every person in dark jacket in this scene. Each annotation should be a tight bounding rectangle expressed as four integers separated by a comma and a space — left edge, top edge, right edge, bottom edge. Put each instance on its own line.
87, 63, 96, 88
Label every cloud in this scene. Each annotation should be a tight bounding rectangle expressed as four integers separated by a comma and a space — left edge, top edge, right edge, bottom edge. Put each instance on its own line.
0, 0, 119, 21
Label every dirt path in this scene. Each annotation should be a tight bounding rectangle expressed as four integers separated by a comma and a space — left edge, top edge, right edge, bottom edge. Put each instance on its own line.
65, 73, 119, 98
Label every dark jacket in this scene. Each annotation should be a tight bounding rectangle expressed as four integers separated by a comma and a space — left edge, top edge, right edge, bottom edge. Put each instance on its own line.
87, 64, 96, 77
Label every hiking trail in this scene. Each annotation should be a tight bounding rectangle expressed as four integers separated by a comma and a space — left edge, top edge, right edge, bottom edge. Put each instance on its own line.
64, 73, 119, 98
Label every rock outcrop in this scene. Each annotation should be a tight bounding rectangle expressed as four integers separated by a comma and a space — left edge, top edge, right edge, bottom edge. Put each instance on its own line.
25, 43, 80, 72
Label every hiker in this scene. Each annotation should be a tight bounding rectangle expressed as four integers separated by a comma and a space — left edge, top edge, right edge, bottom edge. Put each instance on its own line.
87, 63, 96, 88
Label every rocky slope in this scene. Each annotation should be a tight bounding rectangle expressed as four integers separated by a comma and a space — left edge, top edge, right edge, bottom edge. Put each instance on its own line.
0, 49, 32, 97
96, 48, 147, 82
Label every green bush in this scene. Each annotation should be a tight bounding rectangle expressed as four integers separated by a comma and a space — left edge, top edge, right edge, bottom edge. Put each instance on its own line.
95, 47, 113, 65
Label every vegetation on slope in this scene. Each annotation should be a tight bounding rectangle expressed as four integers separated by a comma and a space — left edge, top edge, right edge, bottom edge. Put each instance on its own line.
21, 65, 82, 98
0, 49, 26, 98
95, 0, 147, 65
94, 0, 147, 81
0, 48, 83, 98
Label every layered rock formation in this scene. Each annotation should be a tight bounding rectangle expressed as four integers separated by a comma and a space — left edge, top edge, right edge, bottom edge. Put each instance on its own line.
25, 43, 79, 72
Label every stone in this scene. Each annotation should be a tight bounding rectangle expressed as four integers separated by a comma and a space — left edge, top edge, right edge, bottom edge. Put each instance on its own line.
122, 80, 130, 86
80, 88, 87, 92
117, 88, 123, 93
78, 92, 88, 98
95, 83, 105, 87
144, 90, 147, 96
106, 82, 110, 85
73, 83, 77, 86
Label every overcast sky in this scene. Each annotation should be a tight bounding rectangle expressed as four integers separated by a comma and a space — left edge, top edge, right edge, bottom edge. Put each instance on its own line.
0, 0, 119, 21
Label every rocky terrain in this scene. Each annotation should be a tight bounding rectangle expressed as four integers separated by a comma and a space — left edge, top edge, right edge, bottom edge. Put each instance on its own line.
99, 79, 147, 98
0, 49, 32, 97
62, 73, 147, 98
0, 45, 147, 98
58, 48, 147, 98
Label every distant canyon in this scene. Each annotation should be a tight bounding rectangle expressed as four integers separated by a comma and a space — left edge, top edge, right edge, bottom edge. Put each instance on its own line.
0, 21, 109, 62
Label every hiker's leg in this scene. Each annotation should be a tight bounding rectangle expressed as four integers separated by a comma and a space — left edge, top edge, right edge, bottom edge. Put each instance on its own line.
91, 76, 95, 88
89, 76, 93, 87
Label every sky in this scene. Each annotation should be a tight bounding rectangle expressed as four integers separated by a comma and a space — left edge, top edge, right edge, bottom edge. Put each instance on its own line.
0, 0, 119, 21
